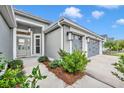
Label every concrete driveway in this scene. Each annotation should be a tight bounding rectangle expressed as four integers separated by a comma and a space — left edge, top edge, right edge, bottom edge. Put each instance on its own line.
21, 55, 124, 88
86, 55, 124, 88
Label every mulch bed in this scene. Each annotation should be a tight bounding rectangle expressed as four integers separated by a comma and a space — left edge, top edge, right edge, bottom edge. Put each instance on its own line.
42, 61, 85, 85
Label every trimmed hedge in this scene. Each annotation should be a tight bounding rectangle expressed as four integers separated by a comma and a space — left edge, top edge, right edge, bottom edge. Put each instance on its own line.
8, 59, 23, 69
38, 56, 49, 63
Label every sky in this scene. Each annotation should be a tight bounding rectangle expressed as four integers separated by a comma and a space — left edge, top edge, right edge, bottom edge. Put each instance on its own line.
14, 5, 124, 40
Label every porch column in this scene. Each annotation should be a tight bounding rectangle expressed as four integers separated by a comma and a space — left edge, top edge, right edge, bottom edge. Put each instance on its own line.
13, 28, 17, 59
69, 40, 73, 54
68, 32, 73, 54
84, 36, 88, 57
29, 28, 33, 56
42, 28, 45, 56
99, 40, 103, 55
61, 27, 64, 50
82, 36, 85, 52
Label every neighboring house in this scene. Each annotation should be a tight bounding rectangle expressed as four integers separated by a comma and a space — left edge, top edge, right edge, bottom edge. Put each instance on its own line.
0, 5, 104, 60
101, 34, 114, 51
0, 5, 16, 59
101, 34, 114, 42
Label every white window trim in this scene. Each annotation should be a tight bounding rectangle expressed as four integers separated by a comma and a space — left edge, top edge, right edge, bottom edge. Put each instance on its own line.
34, 34, 42, 56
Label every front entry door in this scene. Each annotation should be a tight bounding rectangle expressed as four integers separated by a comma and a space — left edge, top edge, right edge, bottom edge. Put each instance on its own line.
34, 34, 41, 55
17, 36, 31, 57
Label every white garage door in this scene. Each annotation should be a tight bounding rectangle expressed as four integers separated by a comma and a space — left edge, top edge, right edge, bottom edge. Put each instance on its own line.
88, 38, 99, 57
72, 34, 82, 51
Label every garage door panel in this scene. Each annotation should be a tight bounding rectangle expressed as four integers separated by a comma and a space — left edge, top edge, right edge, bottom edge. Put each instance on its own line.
72, 35, 82, 51
88, 39, 99, 57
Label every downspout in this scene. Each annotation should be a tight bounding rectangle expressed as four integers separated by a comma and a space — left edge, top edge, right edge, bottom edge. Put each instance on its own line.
13, 27, 17, 59
58, 21, 64, 50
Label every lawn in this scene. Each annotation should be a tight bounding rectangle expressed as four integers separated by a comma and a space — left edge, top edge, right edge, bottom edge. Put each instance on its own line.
113, 53, 124, 56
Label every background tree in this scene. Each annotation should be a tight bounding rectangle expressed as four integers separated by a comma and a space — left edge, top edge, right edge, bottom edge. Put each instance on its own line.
104, 40, 124, 51
104, 40, 115, 50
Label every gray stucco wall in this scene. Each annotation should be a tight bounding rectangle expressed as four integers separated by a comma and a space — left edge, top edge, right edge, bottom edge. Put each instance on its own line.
45, 28, 61, 59
0, 14, 13, 59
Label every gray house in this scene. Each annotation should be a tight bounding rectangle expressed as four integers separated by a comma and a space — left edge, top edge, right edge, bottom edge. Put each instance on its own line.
0, 5, 104, 60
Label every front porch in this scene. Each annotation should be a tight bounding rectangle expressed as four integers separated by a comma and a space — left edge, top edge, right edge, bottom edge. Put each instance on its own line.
13, 20, 45, 59
16, 25, 43, 58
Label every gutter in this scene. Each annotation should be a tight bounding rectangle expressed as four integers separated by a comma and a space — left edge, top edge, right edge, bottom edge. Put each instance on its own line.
58, 20, 64, 50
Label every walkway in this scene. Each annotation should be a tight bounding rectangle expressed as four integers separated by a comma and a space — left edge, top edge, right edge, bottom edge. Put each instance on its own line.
22, 56, 118, 88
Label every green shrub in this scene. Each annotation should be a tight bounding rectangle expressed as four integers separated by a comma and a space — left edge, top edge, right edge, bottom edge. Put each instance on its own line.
0, 64, 5, 71
8, 59, 23, 69
38, 56, 49, 63
60, 50, 89, 73
24, 65, 47, 88
0, 68, 26, 88
58, 49, 69, 58
0, 65, 47, 88
49, 60, 63, 69
0, 54, 8, 71
112, 55, 124, 81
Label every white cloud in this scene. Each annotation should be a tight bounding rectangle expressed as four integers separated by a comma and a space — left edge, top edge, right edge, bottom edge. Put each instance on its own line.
112, 24, 117, 28
61, 7, 83, 18
112, 19, 124, 28
92, 10, 104, 19
86, 19, 91, 23
116, 19, 124, 25
98, 5, 120, 9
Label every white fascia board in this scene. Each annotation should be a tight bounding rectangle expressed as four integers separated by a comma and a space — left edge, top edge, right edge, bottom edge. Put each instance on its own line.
44, 17, 104, 41
16, 17, 44, 27
62, 18, 104, 40
44, 18, 64, 33
44, 22, 59, 33
15, 9, 51, 25
70, 27, 101, 41
0, 5, 17, 28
